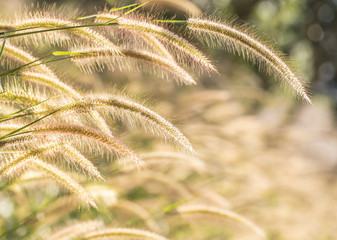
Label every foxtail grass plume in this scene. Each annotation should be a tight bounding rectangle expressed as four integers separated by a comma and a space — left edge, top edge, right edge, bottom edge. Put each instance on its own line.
109, 199, 163, 233
29, 124, 141, 166
62, 144, 104, 181
140, 33, 175, 61
2, 43, 113, 136
1, 18, 120, 54
61, 47, 196, 85
95, 13, 215, 72
0, 142, 62, 178
187, 18, 311, 103
0, 143, 97, 208
3, 43, 54, 75
32, 158, 97, 208
31, 97, 193, 152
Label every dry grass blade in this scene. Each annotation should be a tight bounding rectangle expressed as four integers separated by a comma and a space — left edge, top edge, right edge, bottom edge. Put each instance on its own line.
187, 18, 311, 103
135, 171, 192, 198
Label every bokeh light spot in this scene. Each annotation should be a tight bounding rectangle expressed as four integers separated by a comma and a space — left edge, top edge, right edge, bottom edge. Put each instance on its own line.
307, 23, 324, 42
318, 4, 335, 23
318, 61, 335, 82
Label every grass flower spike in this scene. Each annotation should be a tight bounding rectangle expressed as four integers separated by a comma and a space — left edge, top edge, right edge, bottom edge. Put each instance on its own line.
187, 18, 311, 103
61, 48, 196, 84
96, 13, 215, 72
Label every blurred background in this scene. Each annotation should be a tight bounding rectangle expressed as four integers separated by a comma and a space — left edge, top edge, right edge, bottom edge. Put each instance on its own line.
1, 0, 337, 240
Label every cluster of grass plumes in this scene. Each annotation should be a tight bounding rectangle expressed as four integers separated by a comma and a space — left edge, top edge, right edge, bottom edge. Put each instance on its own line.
0, 1, 316, 239
6, 90, 336, 239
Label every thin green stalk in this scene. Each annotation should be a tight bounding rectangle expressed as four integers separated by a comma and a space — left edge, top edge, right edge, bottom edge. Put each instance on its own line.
153, 20, 187, 24
0, 55, 52, 77
105, 2, 149, 24
0, 34, 6, 61
27, 56, 73, 69
0, 96, 56, 121
0, 26, 41, 35
0, 22, 118, 40
0, 100, 82, 140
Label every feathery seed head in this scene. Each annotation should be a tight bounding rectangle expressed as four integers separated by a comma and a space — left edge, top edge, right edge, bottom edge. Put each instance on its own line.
20, 71, 81, 98
187, 18, 311, 103
8, 17, 120, 54
32, 158, 97, 208
96, 13, 215, 72
90, 97, 194, 153
68, 47, 196, 85
62, 144, 104, 181
30, 124, 141, 167
0, 142, 62, 178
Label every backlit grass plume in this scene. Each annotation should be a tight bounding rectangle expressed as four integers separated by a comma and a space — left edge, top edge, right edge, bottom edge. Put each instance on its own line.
57, 47, 196, 84
95, 12, 215, 72
4, 124, 140, 165
2, 43, 113, 136
1, 16, 120, 54
186, 18, 311, 103
32, 158, 98, 209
